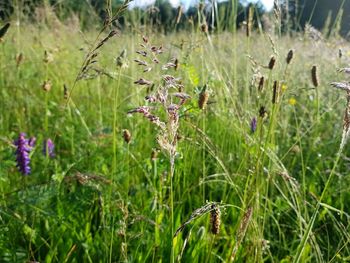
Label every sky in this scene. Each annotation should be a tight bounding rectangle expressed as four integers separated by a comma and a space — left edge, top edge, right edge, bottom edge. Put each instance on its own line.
130, 0, 274, 11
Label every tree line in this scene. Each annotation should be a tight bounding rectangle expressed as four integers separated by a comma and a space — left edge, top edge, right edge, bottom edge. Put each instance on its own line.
0, 0, 349, 37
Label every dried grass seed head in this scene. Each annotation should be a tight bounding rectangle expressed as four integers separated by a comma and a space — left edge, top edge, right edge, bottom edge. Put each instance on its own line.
42, 80, 52, 92
268, 56, 276, 70
123, 129, 131, 144
311, 65, 319, 87
210, 204, 221, 235
286, 49, 294, 64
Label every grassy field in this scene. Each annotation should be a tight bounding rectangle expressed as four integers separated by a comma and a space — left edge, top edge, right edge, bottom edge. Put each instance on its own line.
1, 10, 350, 263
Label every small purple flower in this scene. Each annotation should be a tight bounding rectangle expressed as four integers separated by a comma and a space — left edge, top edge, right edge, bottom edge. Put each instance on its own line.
14, 133, 34, 175
43, 139, 55, 158
250, 117, 257, 133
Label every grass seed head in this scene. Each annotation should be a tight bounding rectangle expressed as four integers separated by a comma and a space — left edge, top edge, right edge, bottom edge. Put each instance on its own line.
16, 53, 24, 67
210, 204, 221, 235
63, 84, 69, 99
123, 129, 132, 144
258, 76, 264, 91
268, 56, 276, 70
272, 81, 279, 104
286, 49, 294, 64
311, 65, 319, 87
198, 85, 209, 110
42, 80, 52, 92
0, 22, 10, 40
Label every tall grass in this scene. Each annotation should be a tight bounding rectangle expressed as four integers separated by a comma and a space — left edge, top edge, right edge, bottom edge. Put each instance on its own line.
0, 4, 350, 263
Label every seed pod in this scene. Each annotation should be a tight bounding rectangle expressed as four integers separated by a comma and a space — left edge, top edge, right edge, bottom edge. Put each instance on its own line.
210, 204, 221, 235
311, 65, 319, 87
123, 129, 131, 144
286, 49, 294, 64
268, 56, 276, 70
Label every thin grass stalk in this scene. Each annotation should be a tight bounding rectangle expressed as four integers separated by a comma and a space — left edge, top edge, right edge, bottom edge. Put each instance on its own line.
112, 67, 122, 177
97, 76, 103, 128
206, 235, 215, 263
170, 155, 175, 263
202, 111, 206, 203
293, 149, 342, 263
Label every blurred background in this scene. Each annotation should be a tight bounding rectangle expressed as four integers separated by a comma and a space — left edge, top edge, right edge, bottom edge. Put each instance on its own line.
1, 0, 350, 37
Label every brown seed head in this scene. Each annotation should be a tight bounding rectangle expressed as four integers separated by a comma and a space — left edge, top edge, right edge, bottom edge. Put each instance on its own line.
210, 204, 221, 235
259, 106, 268, 119
43, 50, 53, 64
258, 76, 264, 92
286, 49, 294, 64
174, 58, 179, 71
63, 84, 69, 99
151, 148, 159, 161
268, 56, 276, 70
42, 80, 52, 92
272, 81, 279, 104
123, 129, 131, 144
311, 65, 319, 87
16, 53, 24, 67
198, 90, 209, 110
200, 23, 208, 33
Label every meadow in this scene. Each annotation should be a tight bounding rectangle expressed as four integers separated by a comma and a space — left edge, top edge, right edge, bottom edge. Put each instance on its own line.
0, 3, 350, 262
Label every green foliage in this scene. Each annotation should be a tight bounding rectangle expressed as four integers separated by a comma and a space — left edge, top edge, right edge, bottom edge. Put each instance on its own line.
0, 5, 350, 262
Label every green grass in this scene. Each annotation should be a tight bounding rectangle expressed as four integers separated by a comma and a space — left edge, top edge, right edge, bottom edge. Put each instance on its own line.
0, 20, 350, 262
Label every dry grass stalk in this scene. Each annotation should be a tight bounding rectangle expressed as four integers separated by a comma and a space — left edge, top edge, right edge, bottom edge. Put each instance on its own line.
231, 207, 253, 261
311, 65, 319, 87
246, 6, 253, 38
330, 81, 350, 151
175, 6, 183, 24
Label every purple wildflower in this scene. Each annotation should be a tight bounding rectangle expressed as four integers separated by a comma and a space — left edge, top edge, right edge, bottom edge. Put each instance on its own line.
43, 139, 55, 158
14, 133, 34, 175
250, 117, 257, 133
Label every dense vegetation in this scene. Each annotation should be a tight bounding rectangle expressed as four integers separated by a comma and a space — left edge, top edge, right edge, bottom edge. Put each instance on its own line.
0, 0, 350, 262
